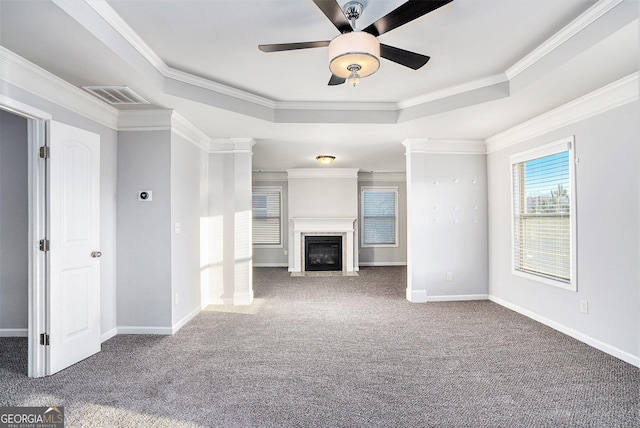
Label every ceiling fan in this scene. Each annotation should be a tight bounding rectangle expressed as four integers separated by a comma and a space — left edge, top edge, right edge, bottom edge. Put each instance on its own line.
258, 0, 453, 86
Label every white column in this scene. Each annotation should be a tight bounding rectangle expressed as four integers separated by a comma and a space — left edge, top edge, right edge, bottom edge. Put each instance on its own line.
207, 138, 255, 305
403, 139, 430, 302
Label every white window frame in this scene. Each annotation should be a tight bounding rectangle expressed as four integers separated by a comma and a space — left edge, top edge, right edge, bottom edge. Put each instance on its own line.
510, 136, 577, 291
361, 186, 399, 248
252, 186, 283, 248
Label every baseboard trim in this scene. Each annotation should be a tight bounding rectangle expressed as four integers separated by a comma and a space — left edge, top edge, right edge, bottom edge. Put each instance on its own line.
406, 288, 428, 303
0, 328, 28, 337
172, 306, 201, 334
426, 294, 489, 302
117, 326, 173, 335
358, 262, 407, 267
101, 328, 118, 343
489, 295, 640, 368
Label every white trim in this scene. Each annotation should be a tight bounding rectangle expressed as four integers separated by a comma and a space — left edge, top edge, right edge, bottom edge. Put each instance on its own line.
398, 73, 508, 109
506, 0, 625, 80
171, 112, 211, 151
287, 168, 360, 179
117, 109, 172, 130
208, 138, 256, 154
489, 295, 640, 368
253, 262, 289, 267
0, 328, 28, 337
101, 327, 118, 343
509, 136, 577, 291
0, 95, 52, 120
117, 326, 174, 335
402, 139, 487, 155
406, 288, 428, 303
358, 262, 407, 267
171, 306, 201, 335
276, 101, 397, 111
358, 172, 406, 182
426, 294, 489, 302
486, 73, 638, 153
253, 171, 288, 181
0, 46, 118, 129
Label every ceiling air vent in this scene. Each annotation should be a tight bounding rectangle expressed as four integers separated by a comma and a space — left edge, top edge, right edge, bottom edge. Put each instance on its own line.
83, 85, 150, 105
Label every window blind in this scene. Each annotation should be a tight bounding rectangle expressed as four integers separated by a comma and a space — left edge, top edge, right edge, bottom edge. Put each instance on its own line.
513, 150, 571, 282
252, 189, 281, 245
362, 189, 397, 245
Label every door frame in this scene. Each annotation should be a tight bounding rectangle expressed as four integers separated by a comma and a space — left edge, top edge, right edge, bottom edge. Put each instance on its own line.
0, 95, 50, 377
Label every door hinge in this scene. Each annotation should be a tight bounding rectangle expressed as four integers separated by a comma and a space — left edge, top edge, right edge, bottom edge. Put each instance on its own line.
39, 239, 50, 252
39, 146, 50, 159
40, 333, 50, 346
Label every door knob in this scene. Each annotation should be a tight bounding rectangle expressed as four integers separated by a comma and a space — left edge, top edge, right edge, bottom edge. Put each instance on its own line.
91, 251, 102, 258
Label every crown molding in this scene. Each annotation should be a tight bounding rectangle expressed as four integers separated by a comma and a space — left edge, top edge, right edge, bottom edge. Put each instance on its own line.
402, 139, 487, 155
506, 0, 625, 80
171, 112, 211, 151
486, 72, 638, 153
398, 74, 508, 109
0, 46, 118, 129
208, 138, 256, 154
275, 101, 398, 111
252, 171, 288, 181
118, 109, 173, 130
287, 168, 360, 179
357, 171, 406, 182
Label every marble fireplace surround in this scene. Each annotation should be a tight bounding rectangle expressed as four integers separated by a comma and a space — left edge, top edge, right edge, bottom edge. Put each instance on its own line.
289, 218, 358, 274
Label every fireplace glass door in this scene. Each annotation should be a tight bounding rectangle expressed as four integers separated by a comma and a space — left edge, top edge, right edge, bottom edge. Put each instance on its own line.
305, 236, 342, 271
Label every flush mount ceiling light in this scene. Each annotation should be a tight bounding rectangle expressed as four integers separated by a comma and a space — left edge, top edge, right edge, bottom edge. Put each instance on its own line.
259, 0, 453, 86
316, 155, 336, 165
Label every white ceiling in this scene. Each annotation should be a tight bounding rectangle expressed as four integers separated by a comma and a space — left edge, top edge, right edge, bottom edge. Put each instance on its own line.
0, 0, 637, 171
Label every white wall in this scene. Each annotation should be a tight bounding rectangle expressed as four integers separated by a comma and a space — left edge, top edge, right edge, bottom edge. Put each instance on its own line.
117, 130, 173, 330
405, 146, 489, 302
288, 170, 358, 219
487, 101, 639, 365
0, 110, 28, 334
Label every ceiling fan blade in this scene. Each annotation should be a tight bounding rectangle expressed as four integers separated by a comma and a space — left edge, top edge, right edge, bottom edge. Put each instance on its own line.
259, 41, 330, 52
328, 74, 346, 86
380, 44, 430, 70
363, 0, 453, 37
312, 0, 353, 34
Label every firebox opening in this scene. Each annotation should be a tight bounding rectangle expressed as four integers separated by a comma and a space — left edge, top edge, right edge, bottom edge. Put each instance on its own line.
305, 236, 342, 272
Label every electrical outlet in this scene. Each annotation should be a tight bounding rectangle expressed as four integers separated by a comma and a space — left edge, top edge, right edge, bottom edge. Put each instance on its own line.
284, 250, 288, 256
446, 272, 453, 282
175, 293, 180, 305
579, 299, 588, 314
175, 222, 181, 234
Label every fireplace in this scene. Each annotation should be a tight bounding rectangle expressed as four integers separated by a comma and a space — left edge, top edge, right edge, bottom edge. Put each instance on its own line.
305, 236, 342, 271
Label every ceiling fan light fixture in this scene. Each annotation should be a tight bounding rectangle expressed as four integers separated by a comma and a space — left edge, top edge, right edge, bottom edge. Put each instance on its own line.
328, 32, 380, 79
316, 155, 336, 165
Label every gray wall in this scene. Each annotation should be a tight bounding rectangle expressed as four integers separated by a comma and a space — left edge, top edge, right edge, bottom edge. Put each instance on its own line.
409, 153, 488, 298
170, 132, 202, 324
358, 173, 407, 266
117, 130, 172, 329
0, 83, 119, 339
487, 101, 639, 360
0, 110, 28, 332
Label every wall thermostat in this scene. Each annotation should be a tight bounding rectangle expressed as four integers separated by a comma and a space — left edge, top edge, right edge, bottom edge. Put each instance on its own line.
138, 190, 152, 201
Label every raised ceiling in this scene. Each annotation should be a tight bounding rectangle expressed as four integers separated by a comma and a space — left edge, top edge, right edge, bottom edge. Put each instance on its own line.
0, 0, 637, 171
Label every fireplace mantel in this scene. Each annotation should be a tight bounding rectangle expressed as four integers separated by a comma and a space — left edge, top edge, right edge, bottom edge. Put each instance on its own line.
289, 218, 358, 273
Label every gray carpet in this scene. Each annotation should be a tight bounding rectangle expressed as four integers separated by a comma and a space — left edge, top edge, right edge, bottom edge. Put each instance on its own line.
1, 267, 638, 427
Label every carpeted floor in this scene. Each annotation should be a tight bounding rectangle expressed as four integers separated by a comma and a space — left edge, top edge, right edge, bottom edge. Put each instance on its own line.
1, 267, 638, 427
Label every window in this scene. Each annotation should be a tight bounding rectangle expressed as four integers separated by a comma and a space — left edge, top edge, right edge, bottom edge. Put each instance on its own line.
252, 187, 282, 246
361, 187, 398, 247
510, 137, 576, 290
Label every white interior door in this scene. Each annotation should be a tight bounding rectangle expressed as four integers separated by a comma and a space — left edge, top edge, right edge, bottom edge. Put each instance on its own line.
47, 121, 101, 375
